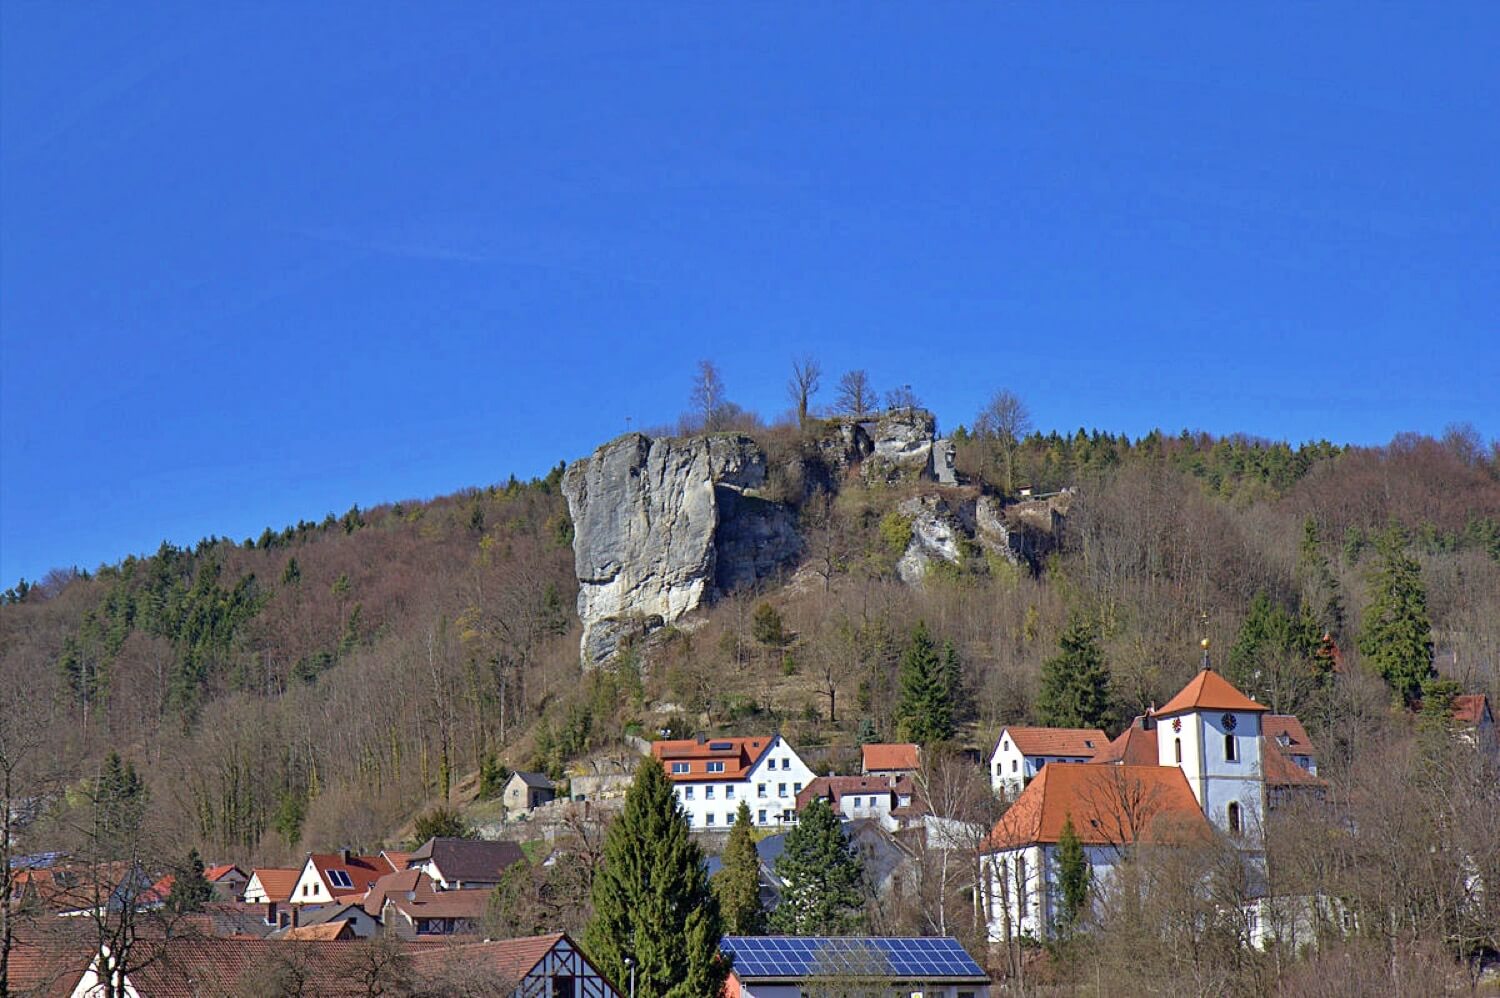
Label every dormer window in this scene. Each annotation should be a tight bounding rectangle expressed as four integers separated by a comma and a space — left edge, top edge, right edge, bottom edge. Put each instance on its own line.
706, 761, 725, 773
671, 762, 689, 774
1277, 733, 1291, 748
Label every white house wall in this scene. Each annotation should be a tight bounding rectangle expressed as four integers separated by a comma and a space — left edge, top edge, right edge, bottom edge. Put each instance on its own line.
671, 737, 814, 831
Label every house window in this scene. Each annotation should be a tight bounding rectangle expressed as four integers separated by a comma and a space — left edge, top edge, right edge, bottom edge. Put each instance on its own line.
995, 764, 1002, 776
705, 787, 715, 799
707, 761, 725, 773
778, 783, 787, 798
1174, 739, 1183, 764
671, 762, 689, 774
794, 783, 802, 795
758, 784, 767, 798
1035, 759, 1045, 770
327, 869, 354, 890
1225, 735, 1238, 762
758, 810, 767, 824
706, 814, 716, 826
1227, 801, 1242, 835
686, 813, 694, 825
726, 785, 735, 799
1003, 739, 1009, 751
685, 787, 695, 800
1011, 760, 1018, 773
552, 976, 576, 998
726, 813, 735, 825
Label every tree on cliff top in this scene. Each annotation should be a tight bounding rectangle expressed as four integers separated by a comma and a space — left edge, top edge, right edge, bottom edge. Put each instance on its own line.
788, 356, 822, 429
834, 370, 877, 416
585, 758, 727, 998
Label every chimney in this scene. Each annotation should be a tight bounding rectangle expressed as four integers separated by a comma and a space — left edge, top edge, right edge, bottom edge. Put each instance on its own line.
266, 900, 277, 927
341, 848, 352, 865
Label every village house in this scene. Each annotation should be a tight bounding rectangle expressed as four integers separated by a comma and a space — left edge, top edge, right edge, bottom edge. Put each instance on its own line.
651, 734, 815, 830
988, 725, 1106, 798
1451, 693, 1496, 750
720, 935, 990, 997
288, 850, 397, 905
794, 774, 917, 832
407, 835, 526, 890
503, 770, 556, 813
204, 863, 249, 901
861, 742, 921, 777
243, 867, 298, 907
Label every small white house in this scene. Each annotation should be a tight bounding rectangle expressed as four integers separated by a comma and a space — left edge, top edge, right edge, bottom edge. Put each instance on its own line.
651, 734, 814, 830
989, 726, 1106, 798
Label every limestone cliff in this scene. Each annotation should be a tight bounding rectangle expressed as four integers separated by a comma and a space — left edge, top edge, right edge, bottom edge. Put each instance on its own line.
561, 433, 799, 664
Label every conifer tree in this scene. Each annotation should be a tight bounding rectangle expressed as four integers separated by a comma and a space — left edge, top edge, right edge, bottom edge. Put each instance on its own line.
896, 622, 955, 744
1055, 815, 1090, 934
166, 849, 214, 914
1036, 614, 1111, 729
1297, 517, 1345, 637
1358, 528, 1434, 707
714, 802, 765, 935
770, 798, 865, 935
584, 758, 727, 998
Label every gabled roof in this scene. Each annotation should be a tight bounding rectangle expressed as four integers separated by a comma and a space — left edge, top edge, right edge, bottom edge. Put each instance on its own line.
407, 837, 525, 883
306, 853, 396, 896
1155, 669, 1267, 716
363, 868, 426, 916
509, 770, 554, 789
1263, 715, 1316, 755
1451, 694, 1493, 726
204, 863, 245, 883
246, 867, 299, 903
651, 735, 776, 781
996, 726, 1106, 759
403, 932, 581, 983
1261, 739, 1327, 788
861, 743, 920, 772
1092, 718, 1159, 766
983, 763, 1211, 851
279, 921, 354, 940
795, 775, 914, 814
382, 882, 491, 922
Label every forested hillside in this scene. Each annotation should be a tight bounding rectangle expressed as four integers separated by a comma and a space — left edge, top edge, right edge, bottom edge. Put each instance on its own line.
2, 404, 1497, 875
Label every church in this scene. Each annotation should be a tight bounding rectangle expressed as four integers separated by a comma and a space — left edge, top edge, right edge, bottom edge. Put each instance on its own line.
981, 661, 1325, 942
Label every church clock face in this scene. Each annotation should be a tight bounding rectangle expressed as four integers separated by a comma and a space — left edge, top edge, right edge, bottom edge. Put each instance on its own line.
1221, 712, 1238, 731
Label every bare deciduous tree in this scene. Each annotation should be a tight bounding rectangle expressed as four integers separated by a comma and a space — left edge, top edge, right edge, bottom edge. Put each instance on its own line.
689, 360, 729, 431
975, 389, 1033, 495
787, 356, 823, 429
833, 370, 876, 417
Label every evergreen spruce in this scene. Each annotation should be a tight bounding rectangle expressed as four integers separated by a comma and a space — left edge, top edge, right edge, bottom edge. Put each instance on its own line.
1055, 816, 1090, 933
714, 802, 765, 935
166, 848, 214, 913
1226, 591, 1324, 713
770, 798, 866, 935
1358, 528, 1434, 707
1036, 614, 1111, 729
584, 758, 727, 998
895, 622, 955, 744
1297, 518, 1345, 637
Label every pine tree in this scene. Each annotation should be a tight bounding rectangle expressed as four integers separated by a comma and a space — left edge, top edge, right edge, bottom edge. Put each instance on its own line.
1226, 591, 1324, 714
770, 798, 866, 935
584, 758, 727, 998
714, 802, 765, 935
1358, 528, 1434, 707
1055, 815, 1090, 934
896, 622, 955, 744
1297, 518, 1345, 637
166, 849, 214, 913
1036, 614, 1111, 729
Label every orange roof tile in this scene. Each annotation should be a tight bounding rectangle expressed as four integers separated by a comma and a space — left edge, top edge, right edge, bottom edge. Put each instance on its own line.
861, 743, 920, 772
983, 763, 1210, 851
204, 864, 244, 883
795, 775, 913, 813
307, 853, 396, 896
998, 727, 1106, 758
405, 933, 569, 981
651, 736, 775, 781
1156, 670, 1267, 716
247, 867, 300, 903
1451, 694, 1493, 726
1261, 739, 1326, 787
281, 922, 354, 941
1092, 719, 1159, 766
1263, 715, 1315, 754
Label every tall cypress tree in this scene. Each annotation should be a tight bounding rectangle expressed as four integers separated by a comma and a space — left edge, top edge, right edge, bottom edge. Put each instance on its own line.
1036, 614, 1111, 729
584, 758, 727, 998
714, 802, 765, 935
770, 798, 866, 935
1358, 528, 1434, 707
896, 622, 955, 744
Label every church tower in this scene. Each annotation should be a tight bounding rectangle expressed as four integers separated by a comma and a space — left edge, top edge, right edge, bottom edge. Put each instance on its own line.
1154, 641, 1268, 846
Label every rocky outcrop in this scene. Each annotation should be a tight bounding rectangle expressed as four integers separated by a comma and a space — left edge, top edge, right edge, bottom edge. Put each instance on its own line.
864, 410, 937, 483
562, 433, 799, 665
895, 495, 971, 585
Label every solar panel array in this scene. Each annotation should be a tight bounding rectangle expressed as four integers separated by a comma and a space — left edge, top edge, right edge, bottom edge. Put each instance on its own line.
722, 935, 986, 980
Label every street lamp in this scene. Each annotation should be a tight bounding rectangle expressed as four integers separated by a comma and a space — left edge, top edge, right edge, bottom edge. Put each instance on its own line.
624, 955, 635, 998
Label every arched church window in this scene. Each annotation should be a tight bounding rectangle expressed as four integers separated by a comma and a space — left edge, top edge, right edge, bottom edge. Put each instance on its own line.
1225, 734, 1237, 762
1227, 801, 1242, 835
1174, 739, 1182, 764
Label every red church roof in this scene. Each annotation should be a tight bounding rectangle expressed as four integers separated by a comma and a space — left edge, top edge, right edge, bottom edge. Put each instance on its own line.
983, 763, 1210, 851
1155, 670, 1267, 716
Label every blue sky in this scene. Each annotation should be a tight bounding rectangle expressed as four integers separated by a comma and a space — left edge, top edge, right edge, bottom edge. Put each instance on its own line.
2, 4, 1497, 584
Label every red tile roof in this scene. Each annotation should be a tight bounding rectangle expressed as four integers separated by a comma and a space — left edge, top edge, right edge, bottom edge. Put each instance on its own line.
1261, 739, 1327, 787
1451, 694, 1493, 726
997, 726, 1106, 758
983, 763, 1210, 851
307, 852, 396, 897
861, 743, 920, 773
280, 922, 354, 940
363, 868, 426, 916
1156, 669, 1267, 716
5, 930, 95, 998
247, 867, 300, 903
795, 775, 913, 813
405, 932, 570, 982
651, 736, 775, 781
1092, 719, 1159, 766
1263, 715, 1316, 755
205, 863, 245, 883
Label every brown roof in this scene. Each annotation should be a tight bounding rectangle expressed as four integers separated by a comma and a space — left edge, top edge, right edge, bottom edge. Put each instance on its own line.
1261, 739, 1327, 787
1092, 718, 1159, 765
983, 763, 1211, 851
998, 726, 1106, 758
1451, 694, 1493, 726
1156, 670, 1267, 716
5, 929, 95, 998
1263, 715, 1316, 755
651, 736, 776, 781
381, 850, 413, 870
307, 852, 396, 896
280, 922, 354, 940
384, 883, 492, 923
204, 864, 244, 883
795, 775, 913, 813
861, 743, 920, 772
248, 867, 300, 902
407, 837, 525, 883
363, 868, 426, 916
405, 932, 571, 982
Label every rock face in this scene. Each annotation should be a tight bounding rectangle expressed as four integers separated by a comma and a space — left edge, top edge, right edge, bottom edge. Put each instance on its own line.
864, 410, 937, 482
895, 495, 971, 585
562, 433, 799, 665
